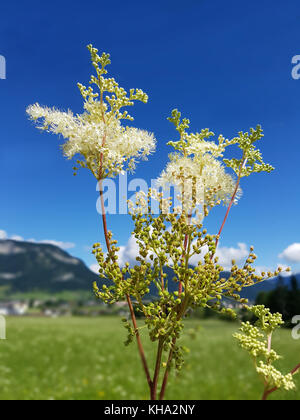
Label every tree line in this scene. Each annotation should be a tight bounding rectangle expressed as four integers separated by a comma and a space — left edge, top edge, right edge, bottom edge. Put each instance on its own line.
256, 276, 300, 327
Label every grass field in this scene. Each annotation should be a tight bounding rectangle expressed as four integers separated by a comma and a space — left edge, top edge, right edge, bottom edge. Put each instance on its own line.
0, 316, 299, 400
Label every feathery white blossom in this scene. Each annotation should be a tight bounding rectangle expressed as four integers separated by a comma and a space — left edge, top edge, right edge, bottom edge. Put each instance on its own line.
157, 109, 242, 214
27, 45, 156, 180
26, 103, 156, 179
157, 153, 240, 213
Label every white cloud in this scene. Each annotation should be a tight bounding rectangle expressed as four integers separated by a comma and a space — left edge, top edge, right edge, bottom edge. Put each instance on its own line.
216, 242, 249, 269
36, 240, 75, 250
279, 243, 300, 263
0, 230, 7, 240
117, 236, 140, 267
255, 264, 291, 277
10, 235, 24, 242
90, 264, 100, 274
89, 237, 140, 272
0, 229, 75, 250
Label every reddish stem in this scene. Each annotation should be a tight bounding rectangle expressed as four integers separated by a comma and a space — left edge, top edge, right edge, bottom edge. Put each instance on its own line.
97, 129, 152, 393
98, 184, 152, 389
99, 178, 111, 252
159, 214, 192, 399
159, 337, 176, 400
262, 387, 275, 401
151, 340, 164, 400
179, 214, 192, 296
291, 363, 300, 375
215, 156, 246, 250
126, 293, 152, 389
179, 233, 189, 296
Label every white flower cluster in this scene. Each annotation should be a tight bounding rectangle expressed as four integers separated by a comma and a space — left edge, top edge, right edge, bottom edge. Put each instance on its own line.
157, 110, 242, 214
27, 45, 156, 180
157, 152, 240, 213
128, 190, 149, 215
27, 103, 156, 179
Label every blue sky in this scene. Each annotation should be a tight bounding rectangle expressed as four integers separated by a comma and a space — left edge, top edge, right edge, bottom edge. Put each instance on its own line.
0, 0, 300, 272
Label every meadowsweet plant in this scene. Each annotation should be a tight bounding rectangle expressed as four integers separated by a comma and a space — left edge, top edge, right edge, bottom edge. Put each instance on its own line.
92, 109, 288, 400
234, 305, 300, 400
27, 46, 297, 401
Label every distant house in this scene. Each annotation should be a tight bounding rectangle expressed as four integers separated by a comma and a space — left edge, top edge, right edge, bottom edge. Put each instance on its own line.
44, 309, 59, 318
114, 301, 128, 308
0, 301, 29, 316
0, 305, 9, 316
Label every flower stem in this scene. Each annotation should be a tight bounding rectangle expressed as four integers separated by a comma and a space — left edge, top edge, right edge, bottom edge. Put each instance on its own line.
262, 386, 274, 401
159, 337, 176, 400
126, 292, 152, 389
159, 216, 192, 400
291, 363, 300, 375
151, 339, 164, 400
179, 234, 189, 296
215, 155, 246, 250
98, 169, 152, 392
179, 214, 192, 296
99, 178, 111, 253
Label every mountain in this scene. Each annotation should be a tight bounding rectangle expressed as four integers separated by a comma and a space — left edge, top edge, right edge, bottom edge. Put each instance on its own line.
0, 240, 100, 296
0, 239, 299, 302
150, 268, 300, 303
239, 274, 300, 302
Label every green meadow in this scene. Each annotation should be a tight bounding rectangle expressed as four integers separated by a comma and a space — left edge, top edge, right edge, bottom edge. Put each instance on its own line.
0, 317, 299, 400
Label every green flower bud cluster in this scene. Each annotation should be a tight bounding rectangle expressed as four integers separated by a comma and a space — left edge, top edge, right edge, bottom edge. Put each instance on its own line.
172, 344, 189, 372
234, 321, 279, 361
92, 234, 152, 304
84, 44, 148, 123
167, 109, 192, 142
223, 126, 274, 177
250, 305, 284, 334
92, 235, 127, 303
143, 297, 184, 345
122, 318, 136, 347
166, 109, 223, 157
256, 362, 295, 392
234, 305, 297, 397
93, 189, 284, 373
